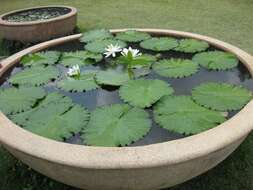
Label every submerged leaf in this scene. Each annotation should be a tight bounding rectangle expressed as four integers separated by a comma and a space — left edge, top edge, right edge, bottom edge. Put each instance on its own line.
59, 51, 103, 67
85, 39, 127, 53
140, 37, 178, 51
80, 29, 113, 42
175, 39, 209, 53
154, 96, 226, 135
95, 69, 130, 86
21, 51, 61, 66
119, 79, 174, 108
0, 87, 45, 114
192, 82, 252, 111
57, 73, 99, 92
9, 66, 60, 86
115, 30, 151, 42
153, 59, 199, 78
193, 51, 239, 70
82, 104, 151, 147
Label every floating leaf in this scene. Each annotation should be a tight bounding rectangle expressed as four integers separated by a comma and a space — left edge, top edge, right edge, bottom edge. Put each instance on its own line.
133, 67, 151, 78
82, 104, 151, 147
117, 54, 157, 69
11, 92, 89, 141
95, 69, 130, 86
57, 73, 99, 92
175, 39, 209, 53
9, 66, 59, 86
59, 57, 84, 67
115, 30, 151, 42
0, 87, 45, 114
21, 51, 61, 66
140, 37, 178, 51
153, 59, 199, 78
24, 105, 89, 141
80, 29, 113, 43
59, 51, 103, 67
192, 82, 252, 111
154, 96, 226, 135
85, 39, 127, 53
193, 51, 239, 70
11, 92, 73, 126
119, 79, 174, 108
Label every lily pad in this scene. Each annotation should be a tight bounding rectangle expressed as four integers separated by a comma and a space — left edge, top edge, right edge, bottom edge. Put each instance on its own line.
117, 54, 157, 69
140, 37, 178, 51
192, 82, 252, 111
9, 66, 60, 86
80, 29, 113, 43
193, 51, 239, 70
24, 105, 89, 141
11, 92, 73, 126
153, 59, 199, 78
119, 79, 174, 108
0, 87, 45, 114
57, 73, 99, 92
59, 51, 103, 67
175, 39, 209, 53
115, 30, 151, 42
85, 39, 127, 53
95, 69, 130, 86
82, 104, 151, 147
11, 92, 89, 141
21, 51, 61, 66
154, 95, 226, 135
133, 67, 151, 78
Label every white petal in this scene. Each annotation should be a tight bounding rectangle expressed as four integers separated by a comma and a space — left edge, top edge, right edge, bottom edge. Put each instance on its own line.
105, 52, 112, 58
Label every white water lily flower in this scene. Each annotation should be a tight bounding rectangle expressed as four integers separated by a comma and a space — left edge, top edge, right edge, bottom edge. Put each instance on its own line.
121, 46, 142, 58
67, 64, 80, 77
104, 44, 122, 58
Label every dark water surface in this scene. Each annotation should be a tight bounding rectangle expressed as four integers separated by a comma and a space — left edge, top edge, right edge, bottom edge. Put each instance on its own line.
3, 7, 71, 22
1, 39, 253, 147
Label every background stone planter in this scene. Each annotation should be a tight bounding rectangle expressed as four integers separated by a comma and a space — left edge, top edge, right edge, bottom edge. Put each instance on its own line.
0, 29, 253, 190
0, 6, 77, 43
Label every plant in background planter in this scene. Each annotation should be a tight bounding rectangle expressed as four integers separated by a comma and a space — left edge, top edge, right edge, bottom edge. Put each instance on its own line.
0, 6, 77, 43
0, 29, 253, 190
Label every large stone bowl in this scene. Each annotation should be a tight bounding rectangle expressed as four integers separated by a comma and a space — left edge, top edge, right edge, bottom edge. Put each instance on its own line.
0, 29, 253, 190
0, 6, 77, 43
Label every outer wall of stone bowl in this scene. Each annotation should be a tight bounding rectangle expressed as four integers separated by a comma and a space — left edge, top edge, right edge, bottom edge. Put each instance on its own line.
0, 6, 77, 43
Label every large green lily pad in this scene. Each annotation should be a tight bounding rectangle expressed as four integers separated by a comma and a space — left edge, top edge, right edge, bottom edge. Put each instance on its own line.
154, 95, 226, 135
140, 37, 178, 51
85, 39, 126, 53
193, 51, 239, 70
115, 30, 151, 42
153, 59, 199, 78
9, 66, 59, 86
82, 104, 151, 147
192, 82, 252, 111
119, 79, 174, 108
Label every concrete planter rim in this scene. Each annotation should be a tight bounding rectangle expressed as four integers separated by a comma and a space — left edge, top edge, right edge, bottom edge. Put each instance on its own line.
0, 5, 77, 26
0, 28, 253, 170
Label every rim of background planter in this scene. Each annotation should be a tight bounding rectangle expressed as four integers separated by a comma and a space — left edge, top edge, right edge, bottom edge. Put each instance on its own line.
0, 28, 253, 170
0, 5, 77, 26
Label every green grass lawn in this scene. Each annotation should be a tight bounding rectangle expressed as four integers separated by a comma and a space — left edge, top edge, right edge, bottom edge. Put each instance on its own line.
0, 0, 253, 189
